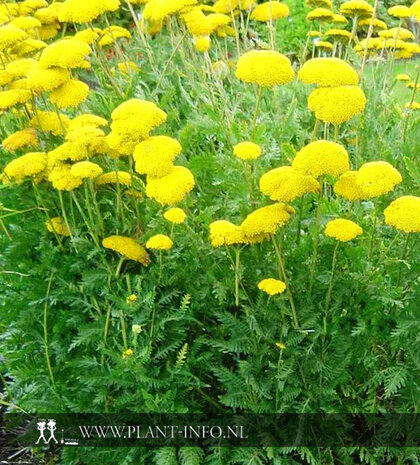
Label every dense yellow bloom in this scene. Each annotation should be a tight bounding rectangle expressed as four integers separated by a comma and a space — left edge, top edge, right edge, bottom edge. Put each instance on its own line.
0, 89, 32, 110
59, 0, 120, 23
117, 61, 140, 74
163, 207, 186, 224
146, 166, 195, 205
102, 235, 150, 265
411, 0, 420, 20
324, 29, 352, 41
384, 196, 420, 233
30, 111, 71, 135
5, 58, 36, 78
2, 128, 38, 151
19, 0, 49, 14
146, 234, 174, 250
235, 50, 294, 87
292, 140, 349, 178
10, 16, 41, 31
10, 38, 47, 56
308, 31, 322, 38
95, 171, 132, 187
26, 64, 70, 93
49, 142, 88, 162
65, 127, 107, 155
298, 58, 359, 87
46, 217, 71, 237
122, 348, 134, 359
259, 166, 319, 202
306, 8, 334, 21
39, 39, 91, 69
50, 79, 89, 109
325, 218, 363, 242
99, 26, 131, 48
356, 161, 402, 199
258, 278, 286, 295
209, 220, 244, 247
0, 25, 28, 51
358, 18, 387, 30
48, 164, 83, 191
233, 141, 262, 160
308, 86, 366, 125
70, 161, 103, 179
134, 136, 182, 177
314, 41, 333, 51
74, 28, 102, 44
379, 27, 414, 41
34, 5, 62, 24
332, 14, 348, 24
3, 152, 47, 182
250, 2, 290, 21
241, 203, 295, 242
143, 0, 197, 22
307, 0, 332, 7
108, 99, 167, 155
38, 24, 60, 41
388, 5, 411, 18
213, 0, 239, 13
333, 171, 363, 201
181, 8, 213, 36
0, 70, 12, 86
194, 36, 211, 53
69, 114, 108, 131
405, 102, 420, 111
340, 0, 373, 17
396, 73, 411, 82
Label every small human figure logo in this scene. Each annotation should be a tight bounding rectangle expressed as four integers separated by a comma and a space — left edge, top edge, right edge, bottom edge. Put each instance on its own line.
35, 419, 58, 444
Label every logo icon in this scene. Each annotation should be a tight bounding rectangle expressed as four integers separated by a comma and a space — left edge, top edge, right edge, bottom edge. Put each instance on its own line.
35, 419, 58, 444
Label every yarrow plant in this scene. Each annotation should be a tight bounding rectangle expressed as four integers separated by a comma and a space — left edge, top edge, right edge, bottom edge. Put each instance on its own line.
0, 0, 419, 464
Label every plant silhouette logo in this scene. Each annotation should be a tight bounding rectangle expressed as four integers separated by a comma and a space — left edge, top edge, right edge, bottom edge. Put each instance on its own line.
35, 419, 59, 444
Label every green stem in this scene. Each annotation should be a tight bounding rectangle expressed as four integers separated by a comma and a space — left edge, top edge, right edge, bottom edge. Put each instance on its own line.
272, 235, 299, 329
325, 242, 339, 313
309, 179, 324, 295
251, 86, 263, 141
115, 256, 125, 278
234, 247, 241, 307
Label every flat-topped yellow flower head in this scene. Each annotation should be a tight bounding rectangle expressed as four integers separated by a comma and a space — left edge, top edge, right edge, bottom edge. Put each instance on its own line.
325, 218, 363, 242
258, 278, 286, 295
356, 161, 402, 199
236, 50, 294, 87
292, 140, 349, 178
250, 2, 290, 22
146, 234, 174, 250
103, 235, 150, 265
209, 220, 244, 247
384, 196, 420, 233
298, 58, 359, 87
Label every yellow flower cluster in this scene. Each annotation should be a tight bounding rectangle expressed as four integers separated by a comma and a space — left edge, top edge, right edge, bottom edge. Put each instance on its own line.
3, 152, 47, 182
241, 203, 295, 243
236, 50, 294, 87
298, 58, 359, 87
146, 166, 195, 205
134, 136, 182, 177
2, 128, 38, 151
107, 99, 167, 155
39, 39, 91, 69
50, 79, 89, 109
233, 141, 262, 160
95, 171, 132, 187
209, 220, 244, 247
143, 0, 198, 22
258, 278, 286, 295
308, 85, 367, 125
146, 234, 174, 250
46, 217, 71, 237
384, 196, 420, 233
102, 235, 150, 265
292, 140, 349, 178
333, 171, 363, 201
325, 218, 363, 242
70, 161, 103, 179
164, 208, 187, 224
340, 0, 373, 17
250, 2, 289, 21
356, 161, 402, 199
259, 166, 319, 202
58, 0, 120, 23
